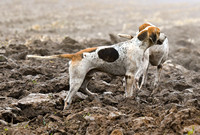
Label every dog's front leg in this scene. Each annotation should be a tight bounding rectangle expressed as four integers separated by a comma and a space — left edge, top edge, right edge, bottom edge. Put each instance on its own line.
134, 61, 149, 90
150, 64, 163, 96
125, 73, 135, 97
139, 61, 150, 89
151, 64, 162, 95
153, 64, 162, 87
135, 69, 142, 90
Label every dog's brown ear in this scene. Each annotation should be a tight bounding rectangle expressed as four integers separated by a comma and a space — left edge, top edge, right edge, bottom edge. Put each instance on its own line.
138, 30, 148, 41
139, 23, 152, 32
148, 27, 160, 44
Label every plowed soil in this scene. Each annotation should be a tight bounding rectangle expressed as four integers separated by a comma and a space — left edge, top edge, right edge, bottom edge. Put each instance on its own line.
0, 0, 200, 135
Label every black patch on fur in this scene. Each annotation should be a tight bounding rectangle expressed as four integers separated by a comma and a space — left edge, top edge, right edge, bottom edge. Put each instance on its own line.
157, 65, 162, 69
138, 31, 148, 41
98, 48, 119, 62
157, 39, 163, 45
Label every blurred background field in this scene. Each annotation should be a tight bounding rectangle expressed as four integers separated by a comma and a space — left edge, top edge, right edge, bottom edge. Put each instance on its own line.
0, 0, 200, 41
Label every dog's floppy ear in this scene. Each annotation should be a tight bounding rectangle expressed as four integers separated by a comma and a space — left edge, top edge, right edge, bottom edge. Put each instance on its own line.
139, 23, 152, 32
148, 27, 160, 44
138, 30, 148, 41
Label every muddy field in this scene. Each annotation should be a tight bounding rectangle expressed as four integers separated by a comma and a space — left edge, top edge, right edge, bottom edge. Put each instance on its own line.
1, 0, 200, 135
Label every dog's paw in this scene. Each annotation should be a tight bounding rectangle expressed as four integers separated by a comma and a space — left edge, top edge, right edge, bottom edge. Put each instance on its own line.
63, 101, 70, 110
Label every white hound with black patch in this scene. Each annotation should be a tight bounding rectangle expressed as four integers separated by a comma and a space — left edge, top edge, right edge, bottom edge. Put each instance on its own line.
27, 25, 161, 110
118, 22, 169, 89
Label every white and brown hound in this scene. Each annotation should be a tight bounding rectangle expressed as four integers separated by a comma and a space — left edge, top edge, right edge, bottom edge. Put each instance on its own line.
119, 22, 169, 89
27, 25, 161, 110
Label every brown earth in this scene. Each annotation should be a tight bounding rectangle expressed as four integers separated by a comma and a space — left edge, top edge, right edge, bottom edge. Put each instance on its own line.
0, 0, 200, 135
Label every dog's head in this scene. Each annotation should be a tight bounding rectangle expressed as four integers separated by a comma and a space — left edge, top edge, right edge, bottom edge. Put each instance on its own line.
137, 23, 160, 47
118, 23, 163, 46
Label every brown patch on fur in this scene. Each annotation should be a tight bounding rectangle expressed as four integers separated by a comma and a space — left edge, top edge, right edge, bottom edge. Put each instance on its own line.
148, 27, 160, 44
148, 27, 160, 36
139, 23, 151, 32
59, 54, 74, 59
59, 47, 97, 61
138, 30, 148, 41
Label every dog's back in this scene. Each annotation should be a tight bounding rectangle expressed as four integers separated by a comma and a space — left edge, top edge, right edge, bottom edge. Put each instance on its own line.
82, 38, 143, 76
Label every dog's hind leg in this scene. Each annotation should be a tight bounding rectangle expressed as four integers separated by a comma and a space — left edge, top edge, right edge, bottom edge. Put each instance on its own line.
63, 64, 88, 110
64, 78, 85, 110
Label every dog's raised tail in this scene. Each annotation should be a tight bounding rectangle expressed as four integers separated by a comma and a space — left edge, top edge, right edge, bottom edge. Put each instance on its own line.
26, 54, 74, 59
118, 33, 133, 39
